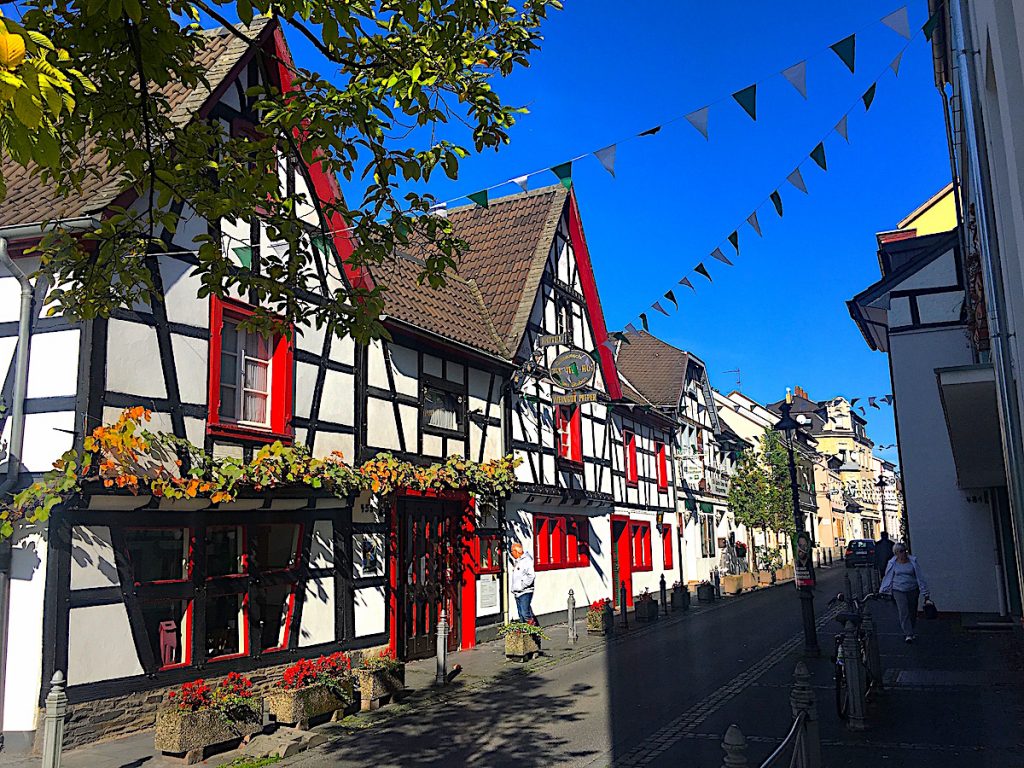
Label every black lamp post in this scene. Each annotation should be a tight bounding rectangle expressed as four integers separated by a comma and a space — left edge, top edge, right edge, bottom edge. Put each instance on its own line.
774, 396, 819, 655
875, 475, 889, 536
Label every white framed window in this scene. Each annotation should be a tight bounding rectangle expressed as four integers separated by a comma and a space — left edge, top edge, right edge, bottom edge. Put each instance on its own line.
219, 318, 273, 427
422, 385, 463, 432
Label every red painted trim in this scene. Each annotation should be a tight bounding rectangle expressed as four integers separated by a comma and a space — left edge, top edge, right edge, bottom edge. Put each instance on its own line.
611, 514, 633, 607
566, 189, 621, 400
387, 495, 399, 657
656, 442, 669, 491
460, 497, 477, 650
629, 520, 653, 572
624, 431, 638, 486
661, 524, 674, 570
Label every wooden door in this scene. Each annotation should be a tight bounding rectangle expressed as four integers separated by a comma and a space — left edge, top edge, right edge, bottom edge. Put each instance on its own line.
611, 516, 633, 608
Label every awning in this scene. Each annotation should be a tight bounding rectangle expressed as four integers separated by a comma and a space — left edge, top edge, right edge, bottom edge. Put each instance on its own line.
936, 363, 1006, 488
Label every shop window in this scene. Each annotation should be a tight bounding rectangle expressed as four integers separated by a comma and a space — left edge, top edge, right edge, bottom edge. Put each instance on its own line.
207, 526, 245, 577
630, 521, 652, 571
478, 535, 502, 575
534, 515, 589, 570
207, 296, 294, 441
556, 406, 582, 464
662, 524, 673, 569
656, 441, 669, 491
700, 513, 716, 558
141, 600, 191, 669
624, 430, 638, 485
255, 584, 294, 652
206, 594, 246, 660
422, 384, 464, 433
125, 528, 189, 583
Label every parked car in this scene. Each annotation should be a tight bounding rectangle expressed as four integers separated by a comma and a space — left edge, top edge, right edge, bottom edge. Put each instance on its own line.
844, 539, 876, 568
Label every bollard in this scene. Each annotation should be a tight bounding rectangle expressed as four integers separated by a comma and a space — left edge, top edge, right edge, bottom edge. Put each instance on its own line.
844, 571, 854, 609
828, 549, 833, 566
435, 608, 448, 685
870, 566, 880, 593
862, 606, 883, 689
660, 574, 668, 616
720, 724, 749, 768
857, 567, 867, 599
41, 671, 68, 768
567, 589, 577, 645
619, 580, 629, 629
815, 550, 821, 570
842, 620, 867, 731
790, 661, 822, 768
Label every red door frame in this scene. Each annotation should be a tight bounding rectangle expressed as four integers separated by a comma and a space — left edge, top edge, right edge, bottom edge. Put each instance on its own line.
610, 514, 634, 608
388, 489, 478, 658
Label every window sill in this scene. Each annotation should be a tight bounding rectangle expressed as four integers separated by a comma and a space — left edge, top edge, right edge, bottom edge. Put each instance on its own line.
421, 424, 467, 440
625, 480, 639, 488
207, 422, 294, 445
557, 457, 584, 471
631, 564, 654, 573
535, 561, 589, 572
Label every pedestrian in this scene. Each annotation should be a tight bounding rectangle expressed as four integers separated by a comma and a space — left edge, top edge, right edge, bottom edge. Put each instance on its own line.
879, 542, 930, 643
874, 530, 894, 578
509, 542, 537, 625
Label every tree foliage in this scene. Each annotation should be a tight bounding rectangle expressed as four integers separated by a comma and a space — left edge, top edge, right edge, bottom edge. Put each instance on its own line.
1, 0, 561, 341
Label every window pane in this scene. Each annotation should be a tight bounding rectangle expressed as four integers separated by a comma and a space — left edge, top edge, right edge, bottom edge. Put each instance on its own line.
242, 391, 268, 424
219, 385, 237, 420
207, 526, 244, 577
244, 329, 272, 361
244, 357, 269, 394
222, 322, 239, 353
257, 584, 293, 651
424, 388, 459, 430
125, 529, 188, 582
206, 594, 245, 659
252, 524, 299, 570
220, 354, 238, 386
141, 600, 190, 668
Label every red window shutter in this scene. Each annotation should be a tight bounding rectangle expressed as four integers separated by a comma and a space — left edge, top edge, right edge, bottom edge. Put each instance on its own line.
570, 408, 583, 463
556, 408, 570, 458
577, 517, 590, 565
663, 525, 673, 569
657, 442, 669, 491
534, 516, 549, 567
624, 431, 638, 485
553, 516, 567, 565
645, 526, 653, 568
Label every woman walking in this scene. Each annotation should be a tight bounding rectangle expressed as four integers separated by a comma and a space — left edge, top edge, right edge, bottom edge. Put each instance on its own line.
880, 542, 930, 643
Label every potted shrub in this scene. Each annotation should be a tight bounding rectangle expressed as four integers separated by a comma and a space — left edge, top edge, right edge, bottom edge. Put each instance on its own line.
155, 673, 263, 765
267, 652, 355, 729
499, 621, 547, 661
585, 598, 614, 635
634, 589, 659, 622
696, 579, 716, 603
354, 649, 405, 711
670, 581, 688, 611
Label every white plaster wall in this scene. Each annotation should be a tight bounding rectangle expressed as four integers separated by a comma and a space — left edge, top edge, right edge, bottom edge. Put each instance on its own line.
309, 520, 334, 569
366, 397, 400, 450
890, 327, 1001, 612
106, 319, 166, 397
70, 526, 119, 590
311, 431, 354, 461
25, 330, 80, 398
160, 258, 209, 329
2, 410, 76, 472
298, 578, 335, 647
366, 341, 389, 390
170, 334, 208, 404
319, 370, 354, 424
388, 345, 417, 397
354, 585, 386, 637
67, 604, 145, 685
4, 529, 47, 732
294, 361, 317, 420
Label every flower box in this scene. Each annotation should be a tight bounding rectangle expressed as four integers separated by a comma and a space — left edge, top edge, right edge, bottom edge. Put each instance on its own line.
266, 680, 354, 728
670, 586, 688, 611
504, 630, 542, 661
155, 706, 262, 765
635, 598, 659, 622
354, 665, 405, 711
722, 574, 744, 595
586, 608, 614, 635
696, 582, 716, 603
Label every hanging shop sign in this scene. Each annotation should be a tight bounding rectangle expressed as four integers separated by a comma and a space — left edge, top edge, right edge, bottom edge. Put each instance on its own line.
549, 349, 597, 390
539, 332, 572, 348
552, 391, 598, 406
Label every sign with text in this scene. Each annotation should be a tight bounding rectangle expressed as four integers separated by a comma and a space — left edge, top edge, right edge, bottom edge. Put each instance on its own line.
539, 332, 572, 347
552, 391, 598, 406
550, 349, 597, 390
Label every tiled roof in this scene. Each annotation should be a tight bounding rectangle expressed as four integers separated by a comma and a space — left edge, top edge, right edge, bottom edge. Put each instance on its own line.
613, 331, 689, 407
0, 18, 272, 227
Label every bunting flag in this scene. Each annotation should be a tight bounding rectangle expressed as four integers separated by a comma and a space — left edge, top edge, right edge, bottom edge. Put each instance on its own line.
862, 83, 877, 111
664, 290, 679, 310
625, 323, 639, 335
694, 262, 713, 282
594, 145, 617, 177
711, 247, 734, 266
882, 394, 895, 405
890, 50, 903, 76
869, 397, 879, 409
679, 276, 696, 292
652, 301, 670, 316
639, 126, 662, 137
468, 190, 489, 208
685, 107, 710, 140
511, 174, 529, 192
770, 190, 784, 216
882, 7, 911, 40
782, 60, 808, 99
810, 142, 827, 171
858, 406, 866, 415
639, 313, 650, 332
612, 331, 631, 345
830, 34, 857, 73
835, 114, 849, 142
732, 84, 757, 121
728, 230, 740, 254
922, 9, 941, 41
551, 161, 573, 189
787, 168, 808, 194
747, 211, 762, 237
850, 398, 860, 407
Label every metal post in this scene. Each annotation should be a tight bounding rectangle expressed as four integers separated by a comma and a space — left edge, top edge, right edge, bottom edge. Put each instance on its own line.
659, 574, 668, 616
567, 589, 577, 645
435, 609, 448, 686
844, 571, 854, 610
41, 672, 67, 768
842, 620, 867, 731
870, 565, 880, 593
720, 724, 749, 768
862, 606, 883, 688
857, 567, 867, 599
790, 661, 822, 768
828, 549, 833, 566
619, 580, 628, 629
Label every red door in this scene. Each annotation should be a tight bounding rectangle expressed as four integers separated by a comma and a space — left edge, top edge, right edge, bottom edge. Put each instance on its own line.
611, 515, 633, 608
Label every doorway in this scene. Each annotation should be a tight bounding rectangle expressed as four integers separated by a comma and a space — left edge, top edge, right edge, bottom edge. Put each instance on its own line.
611, 515, 633, 608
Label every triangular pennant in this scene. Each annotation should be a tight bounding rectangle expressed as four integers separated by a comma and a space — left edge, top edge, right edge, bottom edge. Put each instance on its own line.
810, 142, 827, 171
890, 50, 903, 76
781, 60, 807, 99
830, 34, 856, 73
638, 126, 662, 137
858, 406, 866, 415
882, 7, 911, 39
862, 83, 877, 111
694, 263, 712, 282
664, 290, 678, 311
679, 276, 696, 292
882, 394, 894, 405
850, 398, 860, 407
747, 211, 762, 237
511, 174, 529, 192
625, 323, 639, 335
728, 230, 739, 254
601, 338, 616, 351
787, 167, 808, 194
869, 397, 879, 409
770, 190, 783, 216
594, 145, 616, 178
685, 107, 710, 139
922, 9, 941, 41
612, 332, 631, 345
550, 161, 572, 189
639, 313, 650, 332
732, 84, 757, 121
835, 114, 849, 142
468, 190, 489, 208
652, 301, 670, 317
232, 246, 253, 268
711, 247, 733, 266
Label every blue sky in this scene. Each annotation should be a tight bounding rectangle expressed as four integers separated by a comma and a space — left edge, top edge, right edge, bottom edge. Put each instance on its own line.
291, 1, 951, 461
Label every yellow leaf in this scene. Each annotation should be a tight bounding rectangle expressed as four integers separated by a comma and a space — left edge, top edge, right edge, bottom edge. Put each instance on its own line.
0, 33, 26, 70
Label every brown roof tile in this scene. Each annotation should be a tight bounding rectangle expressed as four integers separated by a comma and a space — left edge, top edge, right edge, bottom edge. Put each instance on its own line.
614, 331, 690, 407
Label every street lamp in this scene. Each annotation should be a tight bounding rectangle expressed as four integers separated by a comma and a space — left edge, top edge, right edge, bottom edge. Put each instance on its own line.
875, 475, 889, 537
774, 393, 819, 655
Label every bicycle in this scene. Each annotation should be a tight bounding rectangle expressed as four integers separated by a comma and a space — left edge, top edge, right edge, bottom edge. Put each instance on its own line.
827, 591, 885, 719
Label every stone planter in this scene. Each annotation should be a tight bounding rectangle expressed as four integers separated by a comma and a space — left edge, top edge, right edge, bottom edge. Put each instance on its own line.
722, 574, 744, 595
670, 586, 687, 611
777, 564, 795, 582
696, 582, 716, 603
155, 705, 263, 765
635, 599, 659, 622
586, 608, 614, 635
354, 666, 405, 711
757, 570, 776, 586
504, 631, 542, 662
266, 679, 355, 728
